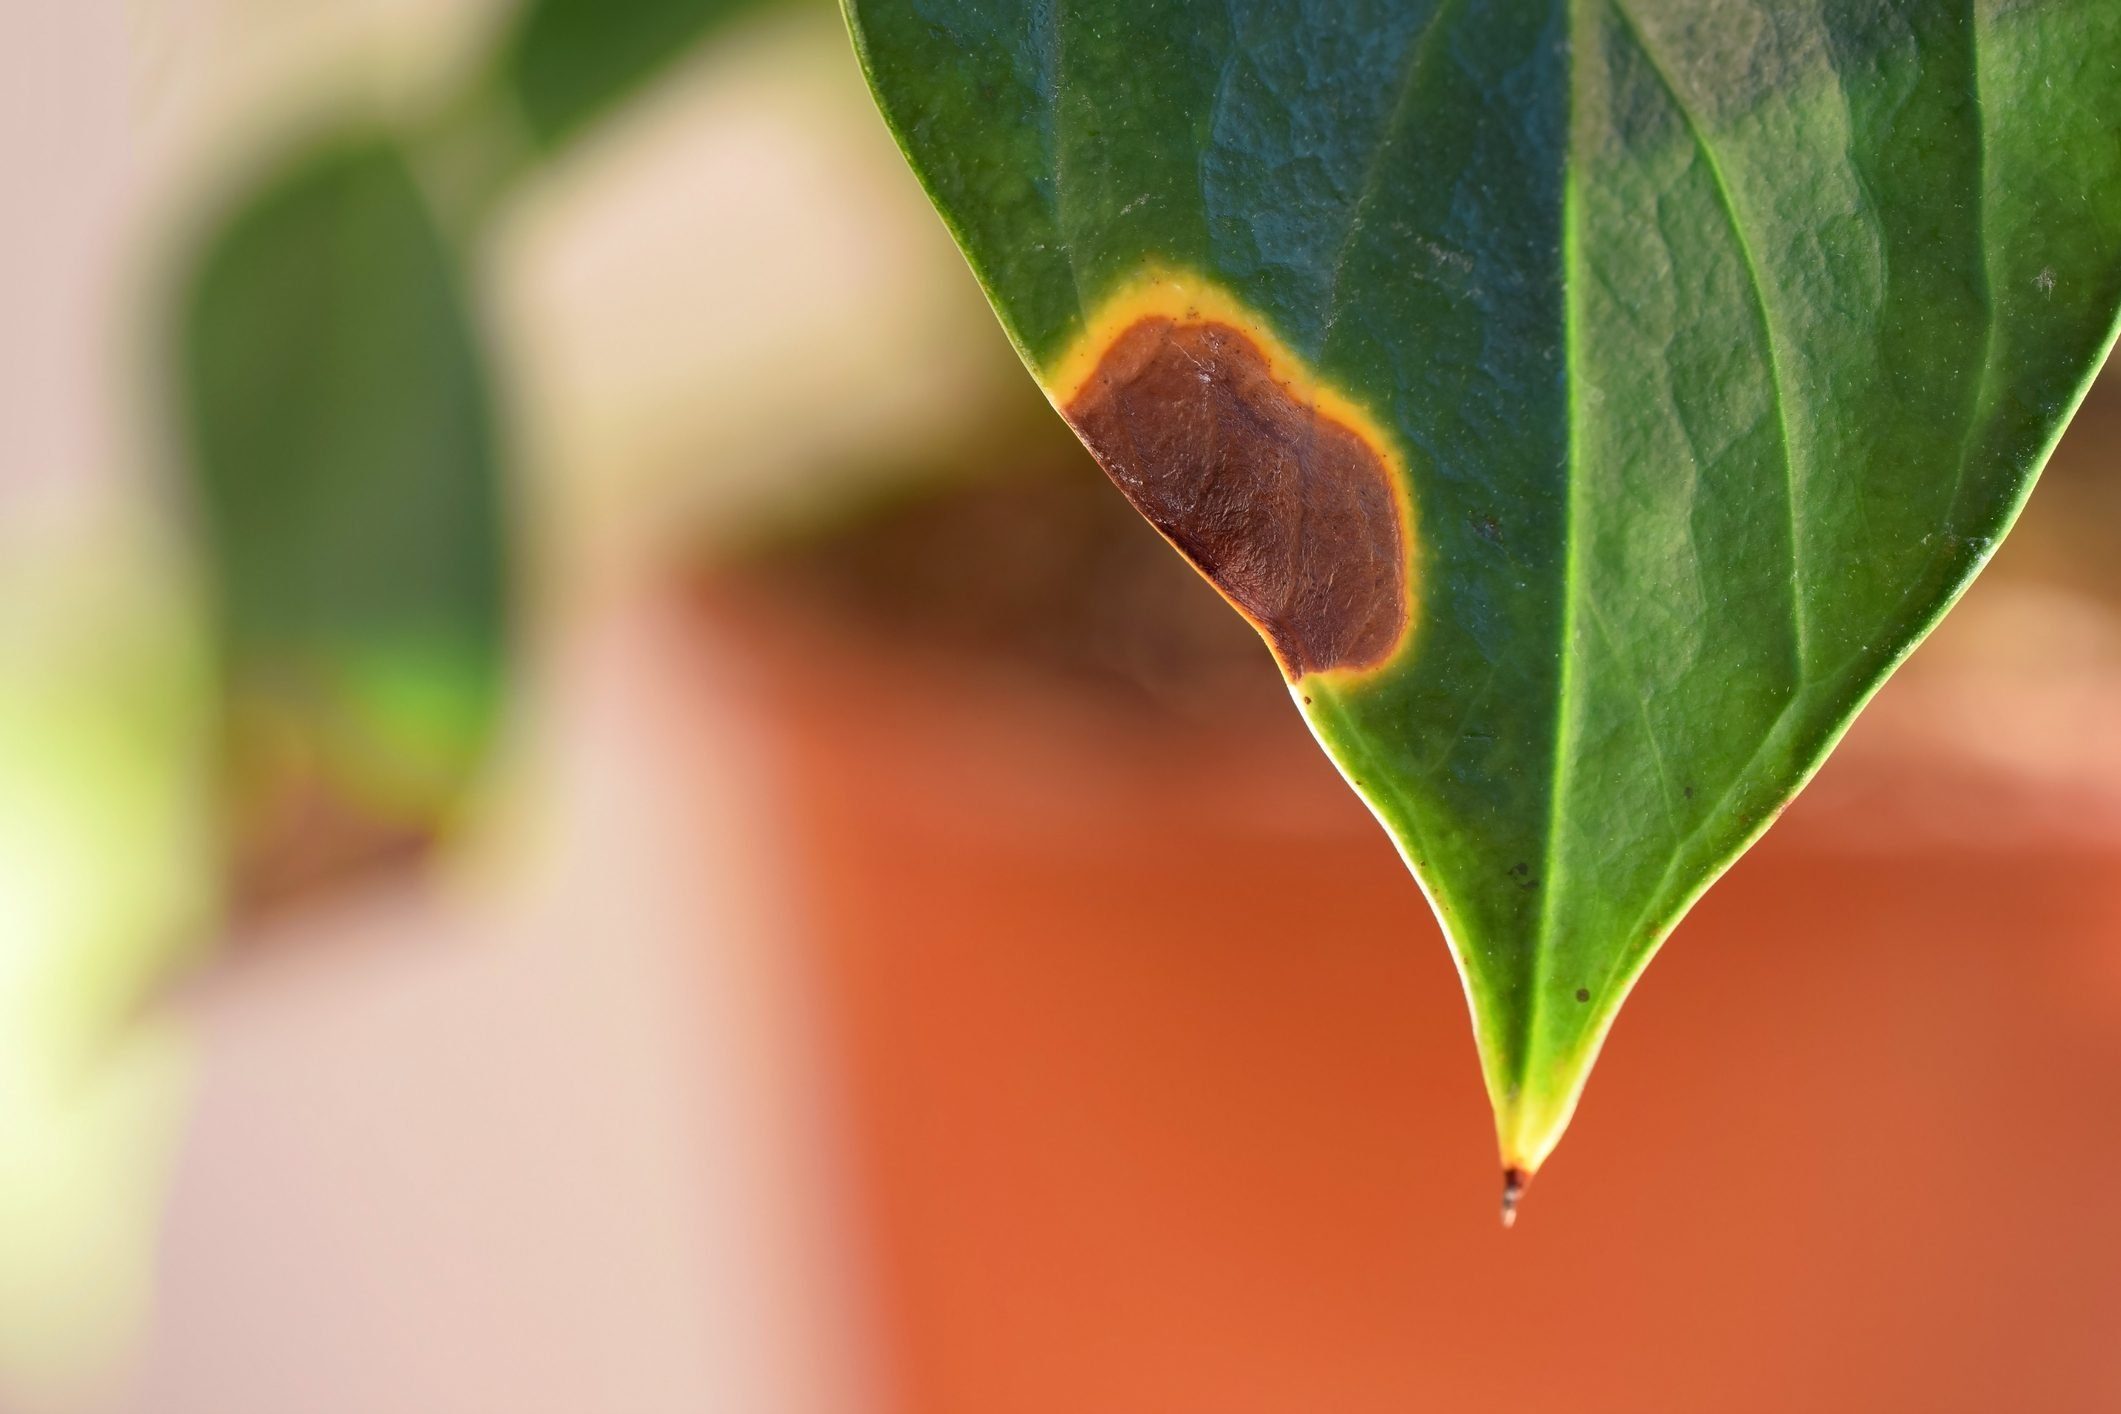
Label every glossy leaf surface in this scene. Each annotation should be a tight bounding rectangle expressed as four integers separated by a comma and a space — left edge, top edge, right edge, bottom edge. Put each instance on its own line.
846, 0, 2121, 1184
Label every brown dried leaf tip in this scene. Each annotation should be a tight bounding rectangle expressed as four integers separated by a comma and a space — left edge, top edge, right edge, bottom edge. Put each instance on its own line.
1500, 1166, 1529, 1229
1053, 283, 1413, 682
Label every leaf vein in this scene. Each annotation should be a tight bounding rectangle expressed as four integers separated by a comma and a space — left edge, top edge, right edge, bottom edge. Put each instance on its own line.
1610, 0, 1808, 671
1316, 0, 1460, 357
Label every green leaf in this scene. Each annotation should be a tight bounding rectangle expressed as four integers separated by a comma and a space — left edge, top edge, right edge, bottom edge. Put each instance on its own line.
494, 0, 774, 150
177, 137, 506, 826
845, 0, 2121, 1193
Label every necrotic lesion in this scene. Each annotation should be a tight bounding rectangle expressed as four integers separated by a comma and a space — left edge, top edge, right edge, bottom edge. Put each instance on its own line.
1061, 316, 1407, 679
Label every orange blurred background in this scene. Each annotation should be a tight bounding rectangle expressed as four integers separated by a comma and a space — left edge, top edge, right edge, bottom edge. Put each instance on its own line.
8, 3, 2121, 1412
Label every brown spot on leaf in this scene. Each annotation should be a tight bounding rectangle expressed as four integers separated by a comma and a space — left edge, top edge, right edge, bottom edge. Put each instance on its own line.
1062, 317, 1409, 680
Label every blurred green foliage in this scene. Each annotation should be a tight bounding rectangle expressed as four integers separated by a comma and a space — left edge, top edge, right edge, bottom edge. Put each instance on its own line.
172, 0, 788, 847
0, 530, 203, 1390
179, 137, 504, 821
496, 0, 772, 150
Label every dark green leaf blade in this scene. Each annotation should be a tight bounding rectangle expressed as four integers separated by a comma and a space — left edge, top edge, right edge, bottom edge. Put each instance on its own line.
178, 137, 507, 831
845, 0, 2121, 1185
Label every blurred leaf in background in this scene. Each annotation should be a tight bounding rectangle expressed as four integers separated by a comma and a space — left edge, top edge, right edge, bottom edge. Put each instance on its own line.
170, 0, 814, 903
496, 0, 773, 151
178, 136, 506, 894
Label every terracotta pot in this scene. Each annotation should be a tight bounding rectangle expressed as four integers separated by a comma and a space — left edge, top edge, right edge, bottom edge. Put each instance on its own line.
722, 573, 2121, 1414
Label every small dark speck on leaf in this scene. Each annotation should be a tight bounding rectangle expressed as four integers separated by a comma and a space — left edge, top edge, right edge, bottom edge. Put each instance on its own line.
1302, 695, 1312, 704
1510, 862, 1528, 876
1575, 987, 1590, 1003
1684, 784, 1695, 799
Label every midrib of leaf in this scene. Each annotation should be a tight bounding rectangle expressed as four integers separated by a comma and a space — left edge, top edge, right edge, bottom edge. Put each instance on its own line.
1521, 0, 1857, 1115
1521, 0, 1590, 1121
